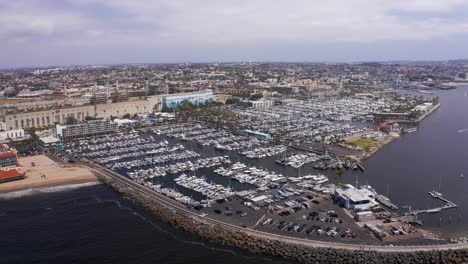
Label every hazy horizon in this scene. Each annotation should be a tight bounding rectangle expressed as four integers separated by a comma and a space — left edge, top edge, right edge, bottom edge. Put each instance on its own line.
3, 0, 468, 68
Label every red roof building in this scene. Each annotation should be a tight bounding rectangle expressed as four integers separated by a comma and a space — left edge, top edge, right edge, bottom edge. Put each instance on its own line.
0, 169, 25, 183
0, 143, 18, 168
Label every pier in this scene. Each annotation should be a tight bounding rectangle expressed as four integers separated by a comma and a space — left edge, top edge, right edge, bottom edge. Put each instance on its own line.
406, 191, 457, 216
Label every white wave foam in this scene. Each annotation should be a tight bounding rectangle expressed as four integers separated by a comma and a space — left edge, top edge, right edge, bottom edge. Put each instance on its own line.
0, 182, 102, 200
39, 182, 101, 193
0, 189, 37, 199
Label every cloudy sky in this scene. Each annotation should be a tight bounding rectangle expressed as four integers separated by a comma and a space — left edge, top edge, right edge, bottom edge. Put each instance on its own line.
2, 0, 468, 68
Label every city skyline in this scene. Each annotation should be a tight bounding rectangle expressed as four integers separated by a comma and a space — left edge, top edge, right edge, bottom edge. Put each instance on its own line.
2, 0, 468, 68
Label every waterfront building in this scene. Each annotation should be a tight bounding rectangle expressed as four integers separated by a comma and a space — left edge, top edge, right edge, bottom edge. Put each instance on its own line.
335, 184, 378, 212
412, 102, 433, 113
56, 120, 118, 140
0, 129, 25, 141
162, 90, 214, 109
0, 169, 25, 184
0, 144, 17, 168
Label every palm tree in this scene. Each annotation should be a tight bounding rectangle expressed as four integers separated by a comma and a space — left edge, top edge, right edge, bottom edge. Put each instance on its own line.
334, 168, 344, 193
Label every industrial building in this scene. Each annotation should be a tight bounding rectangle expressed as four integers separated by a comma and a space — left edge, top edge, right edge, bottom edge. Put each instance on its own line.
56, 120, 118, 140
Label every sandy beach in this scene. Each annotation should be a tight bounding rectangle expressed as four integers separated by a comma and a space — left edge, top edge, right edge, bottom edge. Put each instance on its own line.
0, 155, 98, 193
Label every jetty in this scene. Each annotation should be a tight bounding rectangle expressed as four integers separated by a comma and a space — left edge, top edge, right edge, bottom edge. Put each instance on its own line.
406, 191, 457, 216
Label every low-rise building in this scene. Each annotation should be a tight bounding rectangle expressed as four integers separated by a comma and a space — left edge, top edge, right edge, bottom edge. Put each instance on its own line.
240, 99, 274, 108
412, 102, 433, 113
0, 129, 25, 141
213, 93, 233, 104
0, 144, 18, 168
0, 169, 25, 183
335, 184, 378, 212
56, 120, 118, 140
162, 90, 214, 109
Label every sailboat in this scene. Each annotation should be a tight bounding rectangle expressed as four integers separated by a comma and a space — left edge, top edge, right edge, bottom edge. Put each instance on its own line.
429, 175, 443, 197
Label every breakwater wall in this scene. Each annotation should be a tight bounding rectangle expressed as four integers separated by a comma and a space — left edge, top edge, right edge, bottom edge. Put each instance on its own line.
96, 170, 468, 264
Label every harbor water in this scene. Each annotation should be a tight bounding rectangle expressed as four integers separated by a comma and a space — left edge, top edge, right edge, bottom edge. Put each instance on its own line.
342, 86, 468, 237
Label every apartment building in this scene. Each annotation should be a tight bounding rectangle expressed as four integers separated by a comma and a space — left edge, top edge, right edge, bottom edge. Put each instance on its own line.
56, 120, 118, 140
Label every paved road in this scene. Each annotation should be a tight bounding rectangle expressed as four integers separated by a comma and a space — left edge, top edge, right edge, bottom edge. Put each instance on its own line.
88, 163, 468, 253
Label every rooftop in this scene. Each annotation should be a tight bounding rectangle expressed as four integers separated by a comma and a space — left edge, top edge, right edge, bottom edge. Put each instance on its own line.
0, 169, 24, 181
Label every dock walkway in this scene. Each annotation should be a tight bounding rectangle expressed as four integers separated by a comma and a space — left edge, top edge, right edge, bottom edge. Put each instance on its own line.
407, 191, 457, 216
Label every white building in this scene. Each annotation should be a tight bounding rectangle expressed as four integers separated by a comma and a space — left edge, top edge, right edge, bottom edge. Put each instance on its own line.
412, 102, 433, 113
240, 98, 274, 108
335, 184, 378, 212
0, 129, 25, 141
56, 120, 118, 140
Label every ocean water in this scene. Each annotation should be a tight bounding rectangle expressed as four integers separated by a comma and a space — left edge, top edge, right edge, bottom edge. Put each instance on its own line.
0, 184, 295, 264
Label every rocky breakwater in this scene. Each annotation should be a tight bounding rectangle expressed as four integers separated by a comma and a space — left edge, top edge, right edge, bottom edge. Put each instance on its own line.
97, 172, 468, 264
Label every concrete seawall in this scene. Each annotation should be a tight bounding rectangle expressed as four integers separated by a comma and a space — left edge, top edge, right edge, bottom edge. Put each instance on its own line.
95, 168, 468, 264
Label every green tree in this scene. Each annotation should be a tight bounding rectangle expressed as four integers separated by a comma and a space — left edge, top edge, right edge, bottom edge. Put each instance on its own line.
250, 93, 263, 100
225, 98, 240, 104
334, 168, 345, 193
153, 102, 161, 112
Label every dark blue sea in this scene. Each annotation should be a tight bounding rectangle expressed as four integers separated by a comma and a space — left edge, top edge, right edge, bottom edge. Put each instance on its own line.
0, 184, 294, 264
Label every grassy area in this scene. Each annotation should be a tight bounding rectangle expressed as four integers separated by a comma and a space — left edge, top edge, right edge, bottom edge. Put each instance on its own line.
349, 138, 377, 151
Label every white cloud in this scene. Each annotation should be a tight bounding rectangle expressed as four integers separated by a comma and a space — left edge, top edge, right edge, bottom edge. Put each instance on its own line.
2, 0, 468, 66
0, 1, 91, 40
66, 0, 468, 45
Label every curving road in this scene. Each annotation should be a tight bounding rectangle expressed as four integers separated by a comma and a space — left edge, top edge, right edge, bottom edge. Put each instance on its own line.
89, 164, 468, 253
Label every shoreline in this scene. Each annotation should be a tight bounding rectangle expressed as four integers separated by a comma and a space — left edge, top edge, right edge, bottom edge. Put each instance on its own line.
0, 181, 101, 199
0, 177, 99, 194
0, 154, 98, 194
351, 103, 441, 161
90, 163, 468, 263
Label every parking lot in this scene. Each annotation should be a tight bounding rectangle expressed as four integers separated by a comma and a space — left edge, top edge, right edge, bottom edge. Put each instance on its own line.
254, 195, 379, 244
198, 188, 380, 245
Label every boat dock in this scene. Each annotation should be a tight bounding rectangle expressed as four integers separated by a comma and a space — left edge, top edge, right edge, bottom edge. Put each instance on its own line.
406, 191, 457, 216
